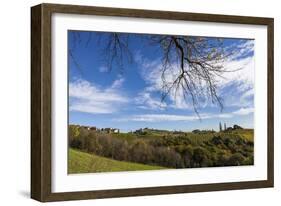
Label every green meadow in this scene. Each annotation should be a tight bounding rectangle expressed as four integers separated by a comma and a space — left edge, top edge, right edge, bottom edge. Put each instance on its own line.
69, 149, 165, 174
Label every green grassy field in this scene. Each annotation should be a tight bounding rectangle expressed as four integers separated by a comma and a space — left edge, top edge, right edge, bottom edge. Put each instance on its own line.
68, 149, 166, 174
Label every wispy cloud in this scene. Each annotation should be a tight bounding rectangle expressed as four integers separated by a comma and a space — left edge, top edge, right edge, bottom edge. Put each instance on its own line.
135, 91, 167, 110
99, 66, 109, 73
227, 40, 254, 61
135, 40, 254, 111
109, 77, 125, 90
232, 107, 254, 115
115, 107, 254, 122
135, 54, 194, 110
69, 78, 128, 114
219, 81, 254, 108
218, 56, 254, 88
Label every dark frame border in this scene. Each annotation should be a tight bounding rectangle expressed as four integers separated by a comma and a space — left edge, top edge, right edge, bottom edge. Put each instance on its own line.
31, 3, 274, 202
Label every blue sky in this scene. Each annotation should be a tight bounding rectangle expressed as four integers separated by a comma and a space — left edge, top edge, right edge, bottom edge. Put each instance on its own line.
68, 31, 254, 132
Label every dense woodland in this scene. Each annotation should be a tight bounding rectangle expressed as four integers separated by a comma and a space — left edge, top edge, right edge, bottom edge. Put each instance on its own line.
69, 125, 254, 169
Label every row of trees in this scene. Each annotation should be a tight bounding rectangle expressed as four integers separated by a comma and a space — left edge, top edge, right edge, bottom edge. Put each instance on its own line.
69, 127, 253, 168
70, 131, 183, 168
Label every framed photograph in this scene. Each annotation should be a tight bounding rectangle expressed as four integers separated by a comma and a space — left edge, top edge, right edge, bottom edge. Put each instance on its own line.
31, 3, 274, 202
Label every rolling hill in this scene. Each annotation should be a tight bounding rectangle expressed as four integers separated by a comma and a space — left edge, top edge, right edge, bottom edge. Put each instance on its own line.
68, 149, 166, 174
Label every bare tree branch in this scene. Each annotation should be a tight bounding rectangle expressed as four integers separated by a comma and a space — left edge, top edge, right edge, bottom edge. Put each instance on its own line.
69, 32, 240, 116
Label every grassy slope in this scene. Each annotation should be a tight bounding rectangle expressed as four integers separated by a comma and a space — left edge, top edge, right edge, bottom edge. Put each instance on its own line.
232, 129, 254, 142
68, 149, 165, 174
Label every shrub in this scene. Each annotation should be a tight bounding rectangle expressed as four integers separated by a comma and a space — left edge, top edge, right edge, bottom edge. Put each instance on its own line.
211, 136, 223, 145
87, 133, 102, 155
69, 125, 80, 143
243, 155, 254, 165
227, 153, 245, 166
182, 146, 194, 168
216, 152, 229, 166
193, 147, 211, 167
115, 141, 129, 161
70, 138, 82, 149
152, 147, 183, 168
129, 140, 152, 164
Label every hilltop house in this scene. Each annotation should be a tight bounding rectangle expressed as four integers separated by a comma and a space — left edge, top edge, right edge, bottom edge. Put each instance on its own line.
70, 124, 120, 134
101, 128, 120, 134
81, 126, 97, 131
112, 128, 120, 133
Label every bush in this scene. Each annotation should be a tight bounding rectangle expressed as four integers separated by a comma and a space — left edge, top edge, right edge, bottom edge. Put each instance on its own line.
227, 153, 245, 166
152, 147, 183, 168
216, 152, 229, 166
193, 147, 212, 167
114, 141, 129, 161
87, 134, 102, 154
211, 136, 223, 145
182, 146, 194, 167
129, 140, 153, 164
70, 138, 82, 149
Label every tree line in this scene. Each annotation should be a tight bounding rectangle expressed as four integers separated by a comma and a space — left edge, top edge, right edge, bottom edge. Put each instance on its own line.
69, 126, 254, 169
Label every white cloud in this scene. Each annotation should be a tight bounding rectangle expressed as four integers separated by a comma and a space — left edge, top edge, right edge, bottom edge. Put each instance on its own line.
220, 83, 254, 108
135, 91, 167, 110
227, 40, 254, 61
69, 78, 128, 114
232, 107, 254, 115
109, 76, 125, 90
115, 107, 254, 122
136, 56, 195, 110
218, 55, 254, 88
124, 114, 198, 122
217, 55, 254, 108
135, 40, 255, 111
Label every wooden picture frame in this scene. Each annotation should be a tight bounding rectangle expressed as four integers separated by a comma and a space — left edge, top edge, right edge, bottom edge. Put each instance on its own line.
31, 3, 274, 202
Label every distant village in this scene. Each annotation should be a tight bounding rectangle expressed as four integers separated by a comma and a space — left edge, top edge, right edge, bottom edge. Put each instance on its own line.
192, 122, 243, 134
70, 122, 244, 135
134, 123, 243, 134
72, 125, 120, 134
